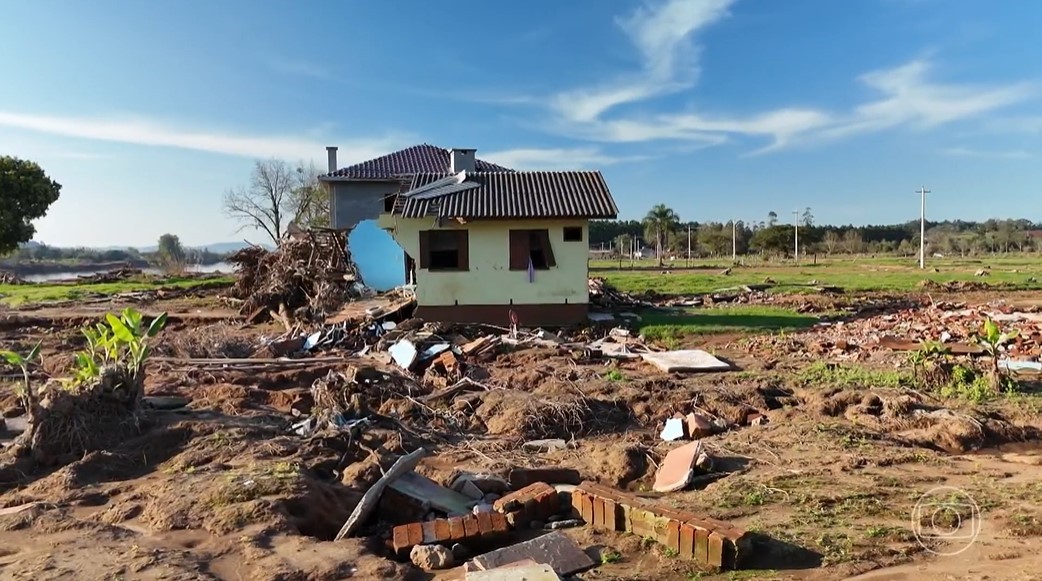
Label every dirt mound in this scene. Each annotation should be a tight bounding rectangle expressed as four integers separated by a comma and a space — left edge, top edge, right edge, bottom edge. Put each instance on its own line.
475, 390, 631, 442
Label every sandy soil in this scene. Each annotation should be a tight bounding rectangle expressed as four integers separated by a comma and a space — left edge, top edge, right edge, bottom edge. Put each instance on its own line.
2, 289, 1042, 580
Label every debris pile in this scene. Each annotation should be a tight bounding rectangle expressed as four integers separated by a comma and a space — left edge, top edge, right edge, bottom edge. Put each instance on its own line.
744, 300, 1042, 360
588, 278, 650, 307
0, 270, 23, 285
228, 229, 369, 324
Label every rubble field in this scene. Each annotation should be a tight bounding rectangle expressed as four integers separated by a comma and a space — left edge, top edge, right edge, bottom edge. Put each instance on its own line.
2, 256, 1042, 580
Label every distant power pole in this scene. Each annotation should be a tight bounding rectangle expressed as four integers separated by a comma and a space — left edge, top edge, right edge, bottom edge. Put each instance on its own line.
731, 219, 738, 263
687, 224, 692, 268
916, 186, 930, 269
792, 210, 800, 264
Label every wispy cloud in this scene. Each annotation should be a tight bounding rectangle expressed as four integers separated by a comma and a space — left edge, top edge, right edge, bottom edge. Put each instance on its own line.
986, 116, 1042, 134
268, 57, 333, 81
0, 110, 406, 163
483, 147, 648, 170
526, 0, 1036, 153
551, 0, 735, 122
941, 146, 1033, 159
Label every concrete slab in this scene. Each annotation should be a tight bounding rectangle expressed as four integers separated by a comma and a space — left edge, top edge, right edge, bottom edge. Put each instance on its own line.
388, 471, 476, 516
641, 350, 731, 373
466, 562, 561, 580
464, 531, 594, 575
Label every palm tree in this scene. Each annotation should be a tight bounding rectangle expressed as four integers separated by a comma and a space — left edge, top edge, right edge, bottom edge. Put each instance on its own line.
642, 204, 680, 266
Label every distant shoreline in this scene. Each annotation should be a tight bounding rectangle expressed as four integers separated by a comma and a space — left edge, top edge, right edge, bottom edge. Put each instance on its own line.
0, 260, 151, 275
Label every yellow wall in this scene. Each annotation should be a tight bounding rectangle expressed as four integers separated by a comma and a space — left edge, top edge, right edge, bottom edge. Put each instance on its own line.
379, 215, 590, 306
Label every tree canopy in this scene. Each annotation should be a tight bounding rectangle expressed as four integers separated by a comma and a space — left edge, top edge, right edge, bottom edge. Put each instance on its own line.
0, 156, 62, 255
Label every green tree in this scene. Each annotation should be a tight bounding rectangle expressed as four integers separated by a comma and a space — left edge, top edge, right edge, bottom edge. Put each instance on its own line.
801, 207, 814, 227
0, 156, 62, 255
157, 233, 186, 266
642, 204, 680, 266
767, 211, 778, 227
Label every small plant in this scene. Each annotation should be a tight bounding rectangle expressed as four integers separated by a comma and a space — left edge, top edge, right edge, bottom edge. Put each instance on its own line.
663, 547, 680, 558
940, 364, 993, 403
605, 368, 625, 382
0, 341, 42, 411
600, 550, 622, 564
975, 318, 1019, 392
68, 307, 167, 396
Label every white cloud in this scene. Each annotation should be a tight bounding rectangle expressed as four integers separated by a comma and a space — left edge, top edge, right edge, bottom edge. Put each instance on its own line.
0, 110, 406, 163
551, 0, 735, 122
529, 1, 1036, 153
941, 146, 1033, 159
816, 60, 1036, 142
482, 147, 648, 169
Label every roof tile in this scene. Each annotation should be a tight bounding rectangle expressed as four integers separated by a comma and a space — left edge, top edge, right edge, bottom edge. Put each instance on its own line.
325, 144, 512, 178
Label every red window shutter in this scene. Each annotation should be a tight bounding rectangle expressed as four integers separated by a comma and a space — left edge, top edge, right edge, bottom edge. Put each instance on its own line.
456, 230, 469, 270
418, 231, 430, 269
509, 230, 529, 270
538, 229, 556, 267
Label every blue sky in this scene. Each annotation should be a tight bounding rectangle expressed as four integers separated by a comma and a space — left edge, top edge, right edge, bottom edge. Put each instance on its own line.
2, 0, 1041, 248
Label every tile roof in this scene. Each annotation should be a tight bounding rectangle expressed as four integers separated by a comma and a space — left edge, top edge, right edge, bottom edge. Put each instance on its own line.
324, 144, 513, 179
394, 171, 619, 220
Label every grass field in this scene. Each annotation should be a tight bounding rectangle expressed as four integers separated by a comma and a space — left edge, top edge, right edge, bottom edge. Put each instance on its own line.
0, 276, 234, 306
594, 254, 1042, 295
637, 305, 820, 343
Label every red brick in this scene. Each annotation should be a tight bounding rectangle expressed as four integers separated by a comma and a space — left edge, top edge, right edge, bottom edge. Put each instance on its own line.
421, 521, 438, 544
694, 527, 710, 564
602, 498, 618, 531
476, 511, 493, 534
392, 525, 410, 554
592, 497, 605, 527
679, 523, 696, 560
707, 532, 725, 568
664, 519, 680, 553
434, 519, 451, 542
463, 515, 478, 537
570, 489, 585, 518
488, 511, 509, 535
449, 517, 467, 541
581, 494, 594, 524
407, 523, 423, 547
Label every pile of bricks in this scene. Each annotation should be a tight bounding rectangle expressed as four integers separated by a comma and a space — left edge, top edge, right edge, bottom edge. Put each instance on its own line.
572, 480, 751, 570
392, 512, 510, 556
492, 482, 561, 527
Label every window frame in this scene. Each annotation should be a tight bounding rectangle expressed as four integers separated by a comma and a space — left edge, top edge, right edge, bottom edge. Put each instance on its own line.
563, 226, 583, 242
418, 229, 469, 272
508, 229, 557, 271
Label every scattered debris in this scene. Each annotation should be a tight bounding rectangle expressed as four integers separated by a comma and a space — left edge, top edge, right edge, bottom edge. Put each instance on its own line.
653, 441, 714, 493
410, 544, 455, 571
335, 447, 426, 540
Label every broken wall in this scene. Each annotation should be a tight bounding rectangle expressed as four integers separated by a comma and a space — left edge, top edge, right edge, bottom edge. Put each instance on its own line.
388, 218, 590, 307
328, 180, 408, 291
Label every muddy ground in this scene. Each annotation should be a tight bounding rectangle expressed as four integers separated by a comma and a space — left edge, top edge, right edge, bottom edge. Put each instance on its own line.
2, 290, 1042, 580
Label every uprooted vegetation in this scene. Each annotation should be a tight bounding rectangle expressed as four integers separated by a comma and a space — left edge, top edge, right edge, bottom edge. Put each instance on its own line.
1, 307, 167, 465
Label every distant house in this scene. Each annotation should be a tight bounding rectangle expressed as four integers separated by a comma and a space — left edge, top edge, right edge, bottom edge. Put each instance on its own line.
319, 144, 619, 325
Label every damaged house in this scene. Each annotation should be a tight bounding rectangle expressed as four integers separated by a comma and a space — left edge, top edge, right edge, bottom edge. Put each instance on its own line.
319, 144, 619, 326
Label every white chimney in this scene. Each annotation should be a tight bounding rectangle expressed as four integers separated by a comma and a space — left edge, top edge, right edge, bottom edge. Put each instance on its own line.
449, 148, 476, 173
326, 146, 338, 173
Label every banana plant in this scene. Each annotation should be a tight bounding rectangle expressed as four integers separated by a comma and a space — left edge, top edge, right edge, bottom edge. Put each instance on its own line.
0, 341, 42, 411
976, 317, 1019, 391
70, 308, 168, 389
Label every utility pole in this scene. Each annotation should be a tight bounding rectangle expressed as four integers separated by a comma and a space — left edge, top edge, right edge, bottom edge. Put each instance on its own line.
683, 225, 691, 270
792, 210, 800, 264
731, 219, 738, 263
916, 186, 930, 269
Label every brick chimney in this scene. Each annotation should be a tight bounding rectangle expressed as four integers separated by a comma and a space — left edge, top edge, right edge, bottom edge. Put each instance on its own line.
326, 146, 338, 173
449, 148, 476, 173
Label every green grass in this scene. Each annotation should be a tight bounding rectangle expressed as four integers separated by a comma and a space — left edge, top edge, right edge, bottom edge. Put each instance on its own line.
639, 305, 819, 343
0, 276, 233, 306
593, 255, 1042, 296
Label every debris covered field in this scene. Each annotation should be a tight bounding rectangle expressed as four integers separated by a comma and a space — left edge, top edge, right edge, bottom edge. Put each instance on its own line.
3, 252, 1042, 580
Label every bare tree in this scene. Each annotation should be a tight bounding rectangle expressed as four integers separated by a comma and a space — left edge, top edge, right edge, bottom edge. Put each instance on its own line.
288, 162, 330, 230
822, 230, 841, 255
223, 159, 296, 246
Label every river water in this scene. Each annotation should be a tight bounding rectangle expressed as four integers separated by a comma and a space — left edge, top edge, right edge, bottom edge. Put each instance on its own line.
21, 262, 237, 283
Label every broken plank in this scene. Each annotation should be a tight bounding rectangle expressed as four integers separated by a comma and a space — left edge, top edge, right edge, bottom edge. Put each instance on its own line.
334, 447, 426, 541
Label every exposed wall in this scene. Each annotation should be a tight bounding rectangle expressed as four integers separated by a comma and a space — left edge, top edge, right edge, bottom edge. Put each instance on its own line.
384, 216, 590, 306
328, 180, 399, 230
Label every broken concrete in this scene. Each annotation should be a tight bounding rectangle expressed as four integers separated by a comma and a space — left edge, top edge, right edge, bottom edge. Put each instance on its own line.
462, 531, 595, 576
466, 562, 561, 580
410, 544, 455, 571
387, 472, 477, 517
641, 349, 732, 373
